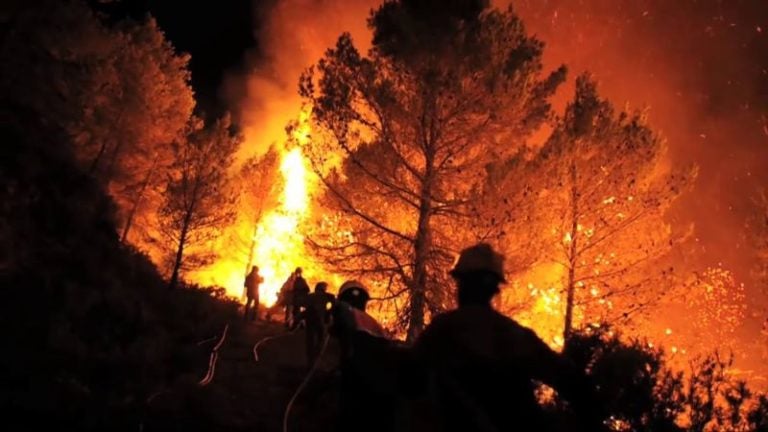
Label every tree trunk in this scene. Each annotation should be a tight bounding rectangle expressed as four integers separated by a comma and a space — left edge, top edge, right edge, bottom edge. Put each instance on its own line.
168, 212, 192, 290
407, 158, 434, 342
121, 157, 158, 243
91, 111, 125, 181
104, 138, 125, 186
563, 162, 579, 343
408, 224, 429, 342
89, 139, 110, 176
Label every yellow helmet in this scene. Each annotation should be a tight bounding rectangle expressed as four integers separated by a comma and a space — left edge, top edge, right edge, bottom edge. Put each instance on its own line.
449, 243, 506, 282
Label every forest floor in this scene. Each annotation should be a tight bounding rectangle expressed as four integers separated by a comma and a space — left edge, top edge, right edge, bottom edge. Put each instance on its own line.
143, 320, 341, 432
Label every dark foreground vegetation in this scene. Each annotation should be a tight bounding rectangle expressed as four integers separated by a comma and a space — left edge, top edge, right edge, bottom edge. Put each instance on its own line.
0, 106, 238, 429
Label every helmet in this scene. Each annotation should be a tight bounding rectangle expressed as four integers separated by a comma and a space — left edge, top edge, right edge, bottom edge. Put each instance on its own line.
449, 243, 506, 282
315, 281, 328, 293
338, 280, 371, 310
339, 280, 370, 299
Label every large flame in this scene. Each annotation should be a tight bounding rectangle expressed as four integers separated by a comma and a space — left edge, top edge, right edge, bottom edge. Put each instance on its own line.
191, 109, 314, 306
250, 147, 310, 306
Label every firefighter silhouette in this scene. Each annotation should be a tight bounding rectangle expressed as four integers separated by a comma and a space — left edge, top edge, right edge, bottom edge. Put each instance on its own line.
412, 243, 606, 432
290, 267, 310, 329
304, 281, 335, 367
243, 265, 263, 322
331, 280, 398, 432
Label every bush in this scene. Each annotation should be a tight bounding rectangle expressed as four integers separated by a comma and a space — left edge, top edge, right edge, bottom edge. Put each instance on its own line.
563, 326, 768, 432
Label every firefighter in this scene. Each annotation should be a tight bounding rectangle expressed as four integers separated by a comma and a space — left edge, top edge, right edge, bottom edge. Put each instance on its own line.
243, 265, 263, 322
304, 281, 335, 367
290, 267, 310, 329
412, 243, 606, 432
331, 280, 398, 432
277, 270, 296, 326
334, 280, 386, 339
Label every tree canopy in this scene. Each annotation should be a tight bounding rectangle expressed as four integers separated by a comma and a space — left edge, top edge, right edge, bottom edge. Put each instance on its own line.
301, 1, 565, 339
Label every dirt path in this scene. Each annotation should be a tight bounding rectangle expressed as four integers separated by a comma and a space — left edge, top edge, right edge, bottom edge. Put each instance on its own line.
143, 321, 340, 432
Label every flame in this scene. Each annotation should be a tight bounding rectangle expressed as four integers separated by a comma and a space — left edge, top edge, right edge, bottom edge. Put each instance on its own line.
250, 147, 310, 306
281, 149, 308, 213
191, 108, 315, 306
241, 106, 314, 306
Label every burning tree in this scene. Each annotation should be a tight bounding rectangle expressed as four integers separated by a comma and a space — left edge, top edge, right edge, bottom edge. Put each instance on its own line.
161, 117, 239, 289
236, 148, 282, 285
106, 20, 195, 247
501, 76, 694, 342
677, 267, 746, 354
196, 146, 283, 298
0, 1, 195, 256
300, 1, 565, 339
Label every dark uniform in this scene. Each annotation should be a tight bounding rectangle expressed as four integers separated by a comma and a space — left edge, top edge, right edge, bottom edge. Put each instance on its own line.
332, 280, 400, 432
243, 266, 262, 321
277, 273, 295, 326
414, 306, 602, 431
304, 282, 335, 366
290, 272, 310, 329
412, 243, 605, 432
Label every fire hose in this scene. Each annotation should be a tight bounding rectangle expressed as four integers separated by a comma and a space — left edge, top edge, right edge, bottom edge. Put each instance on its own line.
198, 323, 229, 386
282, 333, 331, 432
253, 326, 301, 362
278, 326, 497, 432
140, 323, 230, 431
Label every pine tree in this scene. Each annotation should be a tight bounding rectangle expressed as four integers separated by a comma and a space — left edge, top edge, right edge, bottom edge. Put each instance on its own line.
161, 117, 239, 289
0, 0, 195, 257
301, 1, 565, 339
502, 76, 693, 342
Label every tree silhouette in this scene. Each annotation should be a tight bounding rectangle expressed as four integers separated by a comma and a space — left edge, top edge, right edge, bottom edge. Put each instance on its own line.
161, 117, 238, 289
0, 0, 195, 257
300, 1, 565, 339
495, 76, 694, 342
230, 147, 282, 297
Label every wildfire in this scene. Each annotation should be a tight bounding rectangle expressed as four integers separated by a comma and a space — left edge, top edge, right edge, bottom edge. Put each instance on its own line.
250, 147, 311, 306
193, 108, 315, 306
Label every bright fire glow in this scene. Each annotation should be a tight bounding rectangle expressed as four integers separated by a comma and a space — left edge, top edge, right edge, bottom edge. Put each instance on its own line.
250, 147, 310, 306
192, 108, 315, 306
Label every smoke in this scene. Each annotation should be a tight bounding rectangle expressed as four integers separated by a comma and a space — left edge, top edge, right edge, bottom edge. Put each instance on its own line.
198, 0, 379, 308
506, 0, 768, 330
223, 0, 379, 162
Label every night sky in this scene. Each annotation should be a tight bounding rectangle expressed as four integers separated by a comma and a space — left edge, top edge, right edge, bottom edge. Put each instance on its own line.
95, 0, 260, 116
